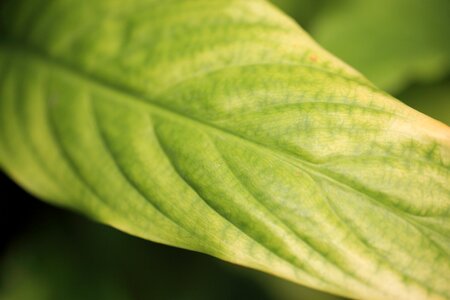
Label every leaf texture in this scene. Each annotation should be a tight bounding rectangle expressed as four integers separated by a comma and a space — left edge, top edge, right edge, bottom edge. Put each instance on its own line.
0, 0, 449, 299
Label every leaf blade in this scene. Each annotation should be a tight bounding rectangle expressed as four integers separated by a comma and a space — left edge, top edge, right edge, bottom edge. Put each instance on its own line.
0, 1, 449, 299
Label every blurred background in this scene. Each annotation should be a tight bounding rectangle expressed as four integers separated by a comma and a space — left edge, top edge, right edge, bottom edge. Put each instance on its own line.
1, 1, 449, 299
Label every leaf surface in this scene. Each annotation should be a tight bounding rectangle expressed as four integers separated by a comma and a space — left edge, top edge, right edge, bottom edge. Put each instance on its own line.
0, 1, 449, 299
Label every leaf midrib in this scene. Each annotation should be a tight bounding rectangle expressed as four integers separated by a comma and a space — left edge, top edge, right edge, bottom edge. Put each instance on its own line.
2, 40, 326, 161
3, 38, 450, 299
2, 41, 371, 293
2, 40, 439, 219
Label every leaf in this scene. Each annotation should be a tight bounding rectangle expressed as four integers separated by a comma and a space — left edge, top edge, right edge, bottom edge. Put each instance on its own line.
0, 0, 449, 299
309, 0, 450, 93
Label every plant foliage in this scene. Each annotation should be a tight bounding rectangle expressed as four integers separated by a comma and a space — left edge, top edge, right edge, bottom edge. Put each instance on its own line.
0, 0, 449, 299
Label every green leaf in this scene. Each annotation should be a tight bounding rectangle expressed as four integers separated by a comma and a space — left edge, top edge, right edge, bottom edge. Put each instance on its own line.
0, 0, 449, 299
310, 0, 450, 93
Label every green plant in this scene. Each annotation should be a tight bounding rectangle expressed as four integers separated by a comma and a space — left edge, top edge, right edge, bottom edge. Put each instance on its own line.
0, 0, 449, 299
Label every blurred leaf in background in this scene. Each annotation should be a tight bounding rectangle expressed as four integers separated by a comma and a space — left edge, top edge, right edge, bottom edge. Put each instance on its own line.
310, 0, 450, 94
272, 0, 450, 125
